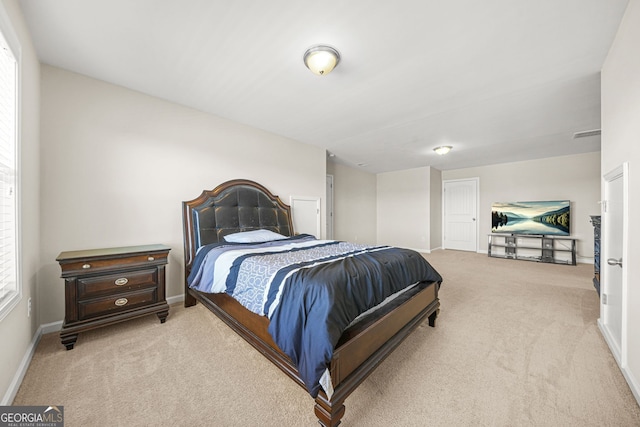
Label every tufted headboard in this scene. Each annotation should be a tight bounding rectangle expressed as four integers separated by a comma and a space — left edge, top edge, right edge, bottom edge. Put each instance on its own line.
182, 179, 294, 275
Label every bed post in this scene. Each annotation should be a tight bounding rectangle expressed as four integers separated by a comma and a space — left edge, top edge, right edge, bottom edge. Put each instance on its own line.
182, 198, 198, 307
314, 392, 345, 427
428, 307, 439, 327
184, 275, 197, 307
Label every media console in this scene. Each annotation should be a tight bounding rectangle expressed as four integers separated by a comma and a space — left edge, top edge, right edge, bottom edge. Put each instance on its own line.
488, 234, 576, 265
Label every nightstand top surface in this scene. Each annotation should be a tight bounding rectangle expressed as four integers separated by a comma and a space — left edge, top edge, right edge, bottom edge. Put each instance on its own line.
57, 244, 171, 261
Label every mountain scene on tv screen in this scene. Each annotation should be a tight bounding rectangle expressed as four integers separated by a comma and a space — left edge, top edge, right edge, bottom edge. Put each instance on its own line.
491, 201, 570, 235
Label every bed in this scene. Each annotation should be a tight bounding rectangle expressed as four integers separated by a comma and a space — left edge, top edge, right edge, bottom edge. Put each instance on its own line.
182, 179, 442, 426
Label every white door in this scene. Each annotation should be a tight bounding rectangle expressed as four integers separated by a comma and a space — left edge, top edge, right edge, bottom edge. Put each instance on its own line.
600, 164, 627, 365
290, 196, 321, 238
326, 175, 334, 239
443, 178, 478, 251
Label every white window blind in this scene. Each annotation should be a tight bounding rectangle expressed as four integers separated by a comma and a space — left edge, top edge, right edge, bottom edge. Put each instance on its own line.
0, 22, 19, 320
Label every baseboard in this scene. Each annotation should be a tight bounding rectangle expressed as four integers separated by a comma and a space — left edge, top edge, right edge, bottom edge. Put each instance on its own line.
622, 364, 640, 407
1, 293, 186, 406
598, 318, 640, 407
408, 247, 431, 254
1, 324, 44, 405
167, 294, 185, 305
40, 320, 63, 334
598, 319, 622, 365
33, 295, 185, 335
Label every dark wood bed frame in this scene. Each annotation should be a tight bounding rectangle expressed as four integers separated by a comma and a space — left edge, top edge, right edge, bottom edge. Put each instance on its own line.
182, 179, 440, 426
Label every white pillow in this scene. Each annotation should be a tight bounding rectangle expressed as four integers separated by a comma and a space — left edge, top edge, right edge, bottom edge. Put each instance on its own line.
223, 229, 288, 243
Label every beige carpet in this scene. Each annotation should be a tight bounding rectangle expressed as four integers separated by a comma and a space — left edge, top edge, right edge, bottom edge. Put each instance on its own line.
13, 250, 640, 426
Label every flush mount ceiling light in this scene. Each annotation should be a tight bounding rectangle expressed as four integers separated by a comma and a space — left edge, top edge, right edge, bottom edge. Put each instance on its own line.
303, 45, 340, 76
434, 146, 452, 155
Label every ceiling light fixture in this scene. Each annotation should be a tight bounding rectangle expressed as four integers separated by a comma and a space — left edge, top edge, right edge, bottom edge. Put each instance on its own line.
303, 45, 340, 76
433, 146, 452, 155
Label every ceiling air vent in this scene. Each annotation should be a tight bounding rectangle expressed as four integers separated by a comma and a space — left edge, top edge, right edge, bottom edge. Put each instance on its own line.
573, 129, 601, 139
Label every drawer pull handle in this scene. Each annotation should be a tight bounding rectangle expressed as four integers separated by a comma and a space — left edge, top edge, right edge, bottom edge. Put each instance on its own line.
82, 264, 91, 269
114, 278, 129, 286
147, 256, 155, 261
115, 298, 128, 306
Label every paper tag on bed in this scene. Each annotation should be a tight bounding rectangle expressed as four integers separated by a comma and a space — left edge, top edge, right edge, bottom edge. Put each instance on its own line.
320, 368, 334, 400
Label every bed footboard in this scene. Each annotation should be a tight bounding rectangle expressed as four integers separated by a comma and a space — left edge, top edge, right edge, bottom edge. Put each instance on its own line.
315, 280, 440, 426
187, 280, 439, 427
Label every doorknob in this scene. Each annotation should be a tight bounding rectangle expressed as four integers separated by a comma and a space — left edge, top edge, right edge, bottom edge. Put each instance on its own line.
607, 258, 623, 268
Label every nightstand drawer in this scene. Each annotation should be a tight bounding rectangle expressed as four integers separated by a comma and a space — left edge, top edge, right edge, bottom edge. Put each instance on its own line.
60, 252, 168, 276
78, 288, 158, 320
77, 269, 158, 299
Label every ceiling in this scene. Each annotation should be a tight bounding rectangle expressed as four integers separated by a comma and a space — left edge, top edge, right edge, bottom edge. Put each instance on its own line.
19, 0, 629, 173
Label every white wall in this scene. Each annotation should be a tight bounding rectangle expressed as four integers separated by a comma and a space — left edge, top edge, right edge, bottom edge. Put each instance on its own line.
377, 167, 431, 252
328, 163, 441, 252
39, 65, 326, 325
442, 152, 601, 262
0, 0, 40, 404
601, 0, 640, 403
326, 161, 377, 245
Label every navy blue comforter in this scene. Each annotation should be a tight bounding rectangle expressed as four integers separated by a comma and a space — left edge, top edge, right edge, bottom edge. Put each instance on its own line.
188, 236, 442, 397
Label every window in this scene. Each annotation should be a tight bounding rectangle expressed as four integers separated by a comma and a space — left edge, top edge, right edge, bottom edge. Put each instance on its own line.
0, 5, 20, 321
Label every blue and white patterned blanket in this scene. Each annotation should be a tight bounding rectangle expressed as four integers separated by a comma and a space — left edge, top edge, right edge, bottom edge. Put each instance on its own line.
188, 235, 442, 397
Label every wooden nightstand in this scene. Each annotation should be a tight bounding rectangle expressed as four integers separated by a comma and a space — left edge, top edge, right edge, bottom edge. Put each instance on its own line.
56, 244, 171, 350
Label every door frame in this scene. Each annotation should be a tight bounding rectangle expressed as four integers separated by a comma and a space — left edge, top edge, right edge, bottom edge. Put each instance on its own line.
442, 177, 479, 252
326, 175, 334, 240
599, 162, 629, 368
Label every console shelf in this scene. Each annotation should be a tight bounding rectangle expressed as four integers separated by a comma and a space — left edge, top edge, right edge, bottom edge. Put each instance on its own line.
488, 234, 576, 265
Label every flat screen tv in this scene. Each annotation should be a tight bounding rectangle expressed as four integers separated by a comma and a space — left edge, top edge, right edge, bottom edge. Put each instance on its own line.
491, 200, 570, 236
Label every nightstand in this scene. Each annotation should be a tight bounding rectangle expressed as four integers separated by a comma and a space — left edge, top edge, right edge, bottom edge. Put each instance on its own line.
56, 244, 171, 350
